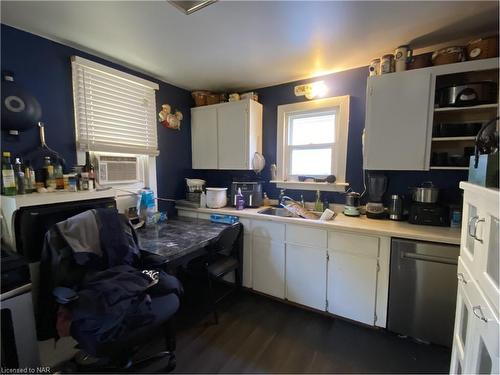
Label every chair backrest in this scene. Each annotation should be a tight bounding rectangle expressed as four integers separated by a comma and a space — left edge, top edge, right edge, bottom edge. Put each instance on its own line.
211, 223, 243, 258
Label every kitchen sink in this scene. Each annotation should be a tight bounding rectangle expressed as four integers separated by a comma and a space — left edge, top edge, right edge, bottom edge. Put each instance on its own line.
257, 207, 296, 218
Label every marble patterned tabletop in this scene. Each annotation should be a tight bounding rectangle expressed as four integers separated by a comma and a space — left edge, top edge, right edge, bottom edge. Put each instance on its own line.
136, 216, 233, 264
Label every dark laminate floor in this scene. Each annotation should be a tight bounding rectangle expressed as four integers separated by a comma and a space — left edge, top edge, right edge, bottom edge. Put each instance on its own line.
163, 289, 451, 374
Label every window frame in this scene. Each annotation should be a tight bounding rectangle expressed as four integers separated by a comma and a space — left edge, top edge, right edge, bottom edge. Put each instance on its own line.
276, 96, 350, 192
71, 56, 159, 199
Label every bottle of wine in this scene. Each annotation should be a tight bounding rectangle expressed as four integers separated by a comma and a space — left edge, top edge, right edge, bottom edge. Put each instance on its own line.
83, 152, 95, 190
1, 152, 17, 196
13, 157, 25, 195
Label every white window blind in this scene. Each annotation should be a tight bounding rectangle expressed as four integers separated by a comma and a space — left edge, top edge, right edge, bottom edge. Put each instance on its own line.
71, 56, 160, 156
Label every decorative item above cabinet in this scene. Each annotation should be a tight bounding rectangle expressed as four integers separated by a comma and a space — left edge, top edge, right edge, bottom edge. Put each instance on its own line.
191, 98, 263, 170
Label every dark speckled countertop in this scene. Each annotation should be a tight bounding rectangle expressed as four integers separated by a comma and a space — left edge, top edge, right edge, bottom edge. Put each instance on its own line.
136, 217, 232, 265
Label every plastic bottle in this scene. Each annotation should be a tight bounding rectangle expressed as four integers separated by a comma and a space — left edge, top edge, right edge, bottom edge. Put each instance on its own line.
43, 156, 56, 189
24, 160, 36, 193
200, 191, 207, 208
54, 160, 64, 190
235, 188, 245, 210
13, 158, 25, 195
1, 152, 17, 196
138, 188, 156, 225
314, 190, 323, 212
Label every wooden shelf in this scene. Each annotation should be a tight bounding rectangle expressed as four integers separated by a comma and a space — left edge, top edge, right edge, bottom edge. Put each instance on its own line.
430, 166, 469, 170
434, 104, 498, 113
432, 136, 476, 141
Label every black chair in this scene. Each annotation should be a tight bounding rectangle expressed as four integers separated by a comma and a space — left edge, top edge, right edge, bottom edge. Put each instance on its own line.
204, 223, 243, 324
39, 210, 181, 373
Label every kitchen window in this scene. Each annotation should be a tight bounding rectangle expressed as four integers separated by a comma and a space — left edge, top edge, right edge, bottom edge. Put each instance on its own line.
275, 96, 350, 192
71, 56, 159, 192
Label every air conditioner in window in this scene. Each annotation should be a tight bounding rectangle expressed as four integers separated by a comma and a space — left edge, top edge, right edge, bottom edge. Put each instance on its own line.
96, 154, 140, 184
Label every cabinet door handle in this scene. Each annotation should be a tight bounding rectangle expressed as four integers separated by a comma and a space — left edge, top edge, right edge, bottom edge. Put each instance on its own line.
474, 218, 485, 243
457, 272, 467, 284
468, 216, 479, 239
472, 306, 488, 322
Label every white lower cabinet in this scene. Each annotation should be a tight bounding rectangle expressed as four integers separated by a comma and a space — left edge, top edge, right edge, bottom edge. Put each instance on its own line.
327, 250, 378, 325
176, 210, 389, 327
285, 244, 327, 311
252, 236, 285, 299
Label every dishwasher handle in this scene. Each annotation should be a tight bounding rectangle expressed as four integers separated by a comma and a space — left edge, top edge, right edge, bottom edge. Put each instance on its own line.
402, 251, 458, 265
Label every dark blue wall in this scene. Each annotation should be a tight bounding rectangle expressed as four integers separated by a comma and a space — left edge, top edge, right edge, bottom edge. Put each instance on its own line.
188, 67, 466, 204
1, 24, 193, 208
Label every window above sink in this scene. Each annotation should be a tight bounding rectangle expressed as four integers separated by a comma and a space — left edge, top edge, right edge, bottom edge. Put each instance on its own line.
273, 96, 350, 192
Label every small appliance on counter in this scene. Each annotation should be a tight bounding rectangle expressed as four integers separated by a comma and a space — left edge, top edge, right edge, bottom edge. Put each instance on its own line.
388, 194, 404, 221
408, 182, 449, 226
231, 181, 263, 207
366, 173, 388, 219
185, 178, 206, 203
343, 191, 361, 217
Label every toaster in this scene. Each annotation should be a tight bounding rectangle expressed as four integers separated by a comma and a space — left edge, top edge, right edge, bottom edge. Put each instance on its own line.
231, 182, 263, 208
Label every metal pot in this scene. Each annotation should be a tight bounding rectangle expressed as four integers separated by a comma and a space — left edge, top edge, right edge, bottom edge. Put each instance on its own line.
345, 192, 360, 207
436, 81, 497, 107
411, 181, 439, 203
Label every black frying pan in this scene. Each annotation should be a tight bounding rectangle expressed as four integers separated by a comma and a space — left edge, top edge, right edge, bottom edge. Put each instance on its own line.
1, 73, 42, 133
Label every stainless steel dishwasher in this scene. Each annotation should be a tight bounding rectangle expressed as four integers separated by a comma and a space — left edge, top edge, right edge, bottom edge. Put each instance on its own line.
388, 238, 459, 347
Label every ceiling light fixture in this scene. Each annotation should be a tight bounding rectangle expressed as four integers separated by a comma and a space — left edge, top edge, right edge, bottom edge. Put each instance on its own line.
294, 81, 328, 100
168, 0, 217, 15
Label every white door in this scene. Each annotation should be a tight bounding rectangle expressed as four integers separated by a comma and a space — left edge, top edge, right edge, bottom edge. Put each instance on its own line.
327, 250, 378, 325
191, 106, 218, 169
475, 192, 500, 314
464, 281, 499, 375
285, 244, 327, 311
217, 101, 248, 169
252, 236, 285, 299
364, 69, 432, 170
461, 188, 486, 280
450, 271, 474, 375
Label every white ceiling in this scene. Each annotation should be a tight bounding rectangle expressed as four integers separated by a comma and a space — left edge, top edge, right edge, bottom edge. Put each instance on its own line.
1, 1, 498, 91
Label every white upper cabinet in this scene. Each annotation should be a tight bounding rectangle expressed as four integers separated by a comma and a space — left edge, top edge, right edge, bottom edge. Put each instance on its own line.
364, 69, 433, 170
191, 99, 262, 170
191, 106, 218, 169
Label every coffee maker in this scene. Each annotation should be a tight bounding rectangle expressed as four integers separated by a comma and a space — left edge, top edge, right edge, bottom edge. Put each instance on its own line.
366, 173, 387, 219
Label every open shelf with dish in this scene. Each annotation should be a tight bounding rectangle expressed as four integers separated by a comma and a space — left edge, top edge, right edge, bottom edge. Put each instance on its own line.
429, 67, 498, 171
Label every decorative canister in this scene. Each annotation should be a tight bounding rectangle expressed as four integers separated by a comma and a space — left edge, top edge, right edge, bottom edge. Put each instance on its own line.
380, 54, 394, 74
369, 58, 380, 76
394, 45, 412, 72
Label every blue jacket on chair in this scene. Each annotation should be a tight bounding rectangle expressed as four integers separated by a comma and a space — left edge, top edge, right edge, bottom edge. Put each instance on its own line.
38, 208, 182, 356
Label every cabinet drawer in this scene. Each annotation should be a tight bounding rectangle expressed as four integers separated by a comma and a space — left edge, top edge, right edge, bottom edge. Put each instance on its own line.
252, 220, 285, 241
177, 210, 198, 219
197, 212, 211, 220
328, 231, 379, 258
286, 224, 327, 248
239, 218, 252, 234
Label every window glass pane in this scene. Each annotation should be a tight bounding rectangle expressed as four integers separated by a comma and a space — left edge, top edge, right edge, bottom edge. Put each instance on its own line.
290, 113, 335, 145
487, 217, 499, 288
291, 148, 331, 175
478, 338, 492, 374
460, 300, 468, 346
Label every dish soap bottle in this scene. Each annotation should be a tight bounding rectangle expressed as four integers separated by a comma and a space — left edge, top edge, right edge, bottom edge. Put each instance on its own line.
314, 190, 323, 212
262, 192, 270, 207
235, 188, 245, 210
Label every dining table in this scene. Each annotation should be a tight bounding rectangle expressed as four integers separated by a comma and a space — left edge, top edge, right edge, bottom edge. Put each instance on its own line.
136, 216, 241, 269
